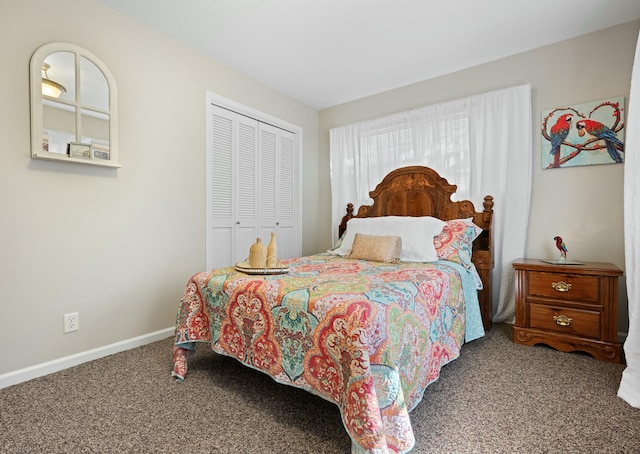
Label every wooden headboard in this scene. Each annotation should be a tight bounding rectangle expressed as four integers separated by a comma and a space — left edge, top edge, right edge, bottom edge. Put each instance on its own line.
338, 165, 494, 331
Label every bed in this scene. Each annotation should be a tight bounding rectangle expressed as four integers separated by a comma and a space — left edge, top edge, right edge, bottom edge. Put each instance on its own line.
172, 166, 494, 453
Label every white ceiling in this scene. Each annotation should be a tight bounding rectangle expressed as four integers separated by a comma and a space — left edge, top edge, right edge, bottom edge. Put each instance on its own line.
96, 0, 640, 110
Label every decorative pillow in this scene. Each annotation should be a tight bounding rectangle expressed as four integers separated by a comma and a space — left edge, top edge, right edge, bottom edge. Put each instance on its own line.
331, 215, 445, 262
434, 218, 482, 268
348, 233, 402, 263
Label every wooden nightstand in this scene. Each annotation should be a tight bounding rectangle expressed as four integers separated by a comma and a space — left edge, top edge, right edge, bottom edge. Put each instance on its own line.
512, 258, 623, 363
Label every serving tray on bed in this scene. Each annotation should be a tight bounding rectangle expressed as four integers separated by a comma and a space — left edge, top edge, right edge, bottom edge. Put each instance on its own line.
234, 261, 290, 275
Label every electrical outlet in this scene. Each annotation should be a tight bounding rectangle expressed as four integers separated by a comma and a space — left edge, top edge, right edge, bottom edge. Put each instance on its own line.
63, 312, 79, 333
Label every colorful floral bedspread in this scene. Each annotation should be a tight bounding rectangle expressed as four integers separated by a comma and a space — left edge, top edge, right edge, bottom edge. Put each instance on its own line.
172, 254, 484, 454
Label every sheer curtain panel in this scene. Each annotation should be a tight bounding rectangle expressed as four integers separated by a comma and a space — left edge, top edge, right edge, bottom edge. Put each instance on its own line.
330, 103, 472, 242
330, 84, 532, 324
618, 29, 640, 409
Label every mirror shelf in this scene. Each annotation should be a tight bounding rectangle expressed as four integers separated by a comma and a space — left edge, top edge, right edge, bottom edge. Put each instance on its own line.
30, 42, 119, 168
31, 153, 122, 168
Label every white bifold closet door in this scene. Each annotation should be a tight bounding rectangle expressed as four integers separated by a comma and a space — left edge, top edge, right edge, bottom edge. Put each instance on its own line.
206, 103, 298, 269
257, 122, 296, 262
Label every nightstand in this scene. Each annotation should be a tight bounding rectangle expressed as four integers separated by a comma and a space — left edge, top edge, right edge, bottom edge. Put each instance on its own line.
512, 258, 623, 363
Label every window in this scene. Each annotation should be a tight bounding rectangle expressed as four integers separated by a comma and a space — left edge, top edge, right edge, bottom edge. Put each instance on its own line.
361, 112, 470, 198
330, 106, 472, 237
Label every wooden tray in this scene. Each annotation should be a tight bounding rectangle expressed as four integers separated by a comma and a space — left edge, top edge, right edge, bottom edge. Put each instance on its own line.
234, 261, 289, 275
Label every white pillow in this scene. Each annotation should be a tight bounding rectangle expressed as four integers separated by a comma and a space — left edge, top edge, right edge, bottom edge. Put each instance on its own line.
331, 216, 445, 262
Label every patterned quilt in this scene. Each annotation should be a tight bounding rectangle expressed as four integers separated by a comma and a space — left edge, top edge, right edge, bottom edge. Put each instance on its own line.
172, 254, 484, 454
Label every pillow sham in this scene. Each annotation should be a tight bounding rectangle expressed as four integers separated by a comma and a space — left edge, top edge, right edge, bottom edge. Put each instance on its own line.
434, 218, 484, 290
433, 218, 482, 268
348, 233, 402, 263
331, 215, 445, 262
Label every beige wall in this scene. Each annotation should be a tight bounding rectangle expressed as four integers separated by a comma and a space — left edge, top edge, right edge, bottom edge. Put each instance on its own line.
319, 20, 640, 333
0, 0, 319, 375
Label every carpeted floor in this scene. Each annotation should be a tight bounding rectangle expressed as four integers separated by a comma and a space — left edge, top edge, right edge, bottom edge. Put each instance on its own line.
1, 324, 638, 453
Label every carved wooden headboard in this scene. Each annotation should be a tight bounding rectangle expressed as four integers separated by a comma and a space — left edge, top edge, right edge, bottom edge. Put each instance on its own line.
338, 165, 494, 330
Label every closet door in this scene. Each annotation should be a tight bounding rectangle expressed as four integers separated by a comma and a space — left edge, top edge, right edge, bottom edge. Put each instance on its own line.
278, 130, 296, 260
206, 95, 300, 270
207, 106, 234, 269
257, 123, 277, 243
206, 105, 258, 269
257, 124, 296, 260
234, 115, 259, 262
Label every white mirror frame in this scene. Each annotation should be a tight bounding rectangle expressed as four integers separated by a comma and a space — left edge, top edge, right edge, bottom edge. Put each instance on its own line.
30, 42, 120, 168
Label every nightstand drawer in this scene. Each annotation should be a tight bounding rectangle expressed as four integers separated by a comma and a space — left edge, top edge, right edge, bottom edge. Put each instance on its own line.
529, 303, 601, 339
528, 271, 599, 303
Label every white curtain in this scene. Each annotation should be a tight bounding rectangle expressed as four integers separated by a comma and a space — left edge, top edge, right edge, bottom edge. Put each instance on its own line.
330, 84, 532, 323
618, 29, 640, 409
330, 101, 473, 239
468, 85, 532, 323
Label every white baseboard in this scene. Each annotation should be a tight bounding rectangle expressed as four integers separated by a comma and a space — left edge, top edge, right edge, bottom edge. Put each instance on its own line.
0, 327, 174, 390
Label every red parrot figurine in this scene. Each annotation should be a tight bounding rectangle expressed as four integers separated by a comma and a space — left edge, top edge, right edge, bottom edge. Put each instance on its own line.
554, 236, 568, 260
575, 119, 624, 163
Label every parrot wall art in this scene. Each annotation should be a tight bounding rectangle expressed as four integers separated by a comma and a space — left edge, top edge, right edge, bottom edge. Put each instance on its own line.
548, 113, 573, 168
576, 119, 624, 163
541, 97, 625, 169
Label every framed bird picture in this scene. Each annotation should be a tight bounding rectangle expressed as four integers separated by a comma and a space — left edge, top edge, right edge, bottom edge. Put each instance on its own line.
541, 96, 625, 169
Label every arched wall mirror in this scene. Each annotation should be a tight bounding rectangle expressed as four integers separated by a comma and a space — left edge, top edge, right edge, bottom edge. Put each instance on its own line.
30, 42, 119, 167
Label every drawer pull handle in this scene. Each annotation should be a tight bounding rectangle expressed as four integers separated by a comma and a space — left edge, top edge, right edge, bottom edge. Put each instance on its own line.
553, 314, 573, 326
552, 281, 572, 292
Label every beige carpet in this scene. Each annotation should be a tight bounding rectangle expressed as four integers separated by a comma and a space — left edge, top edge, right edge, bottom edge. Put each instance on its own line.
1, 324, 638, 453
